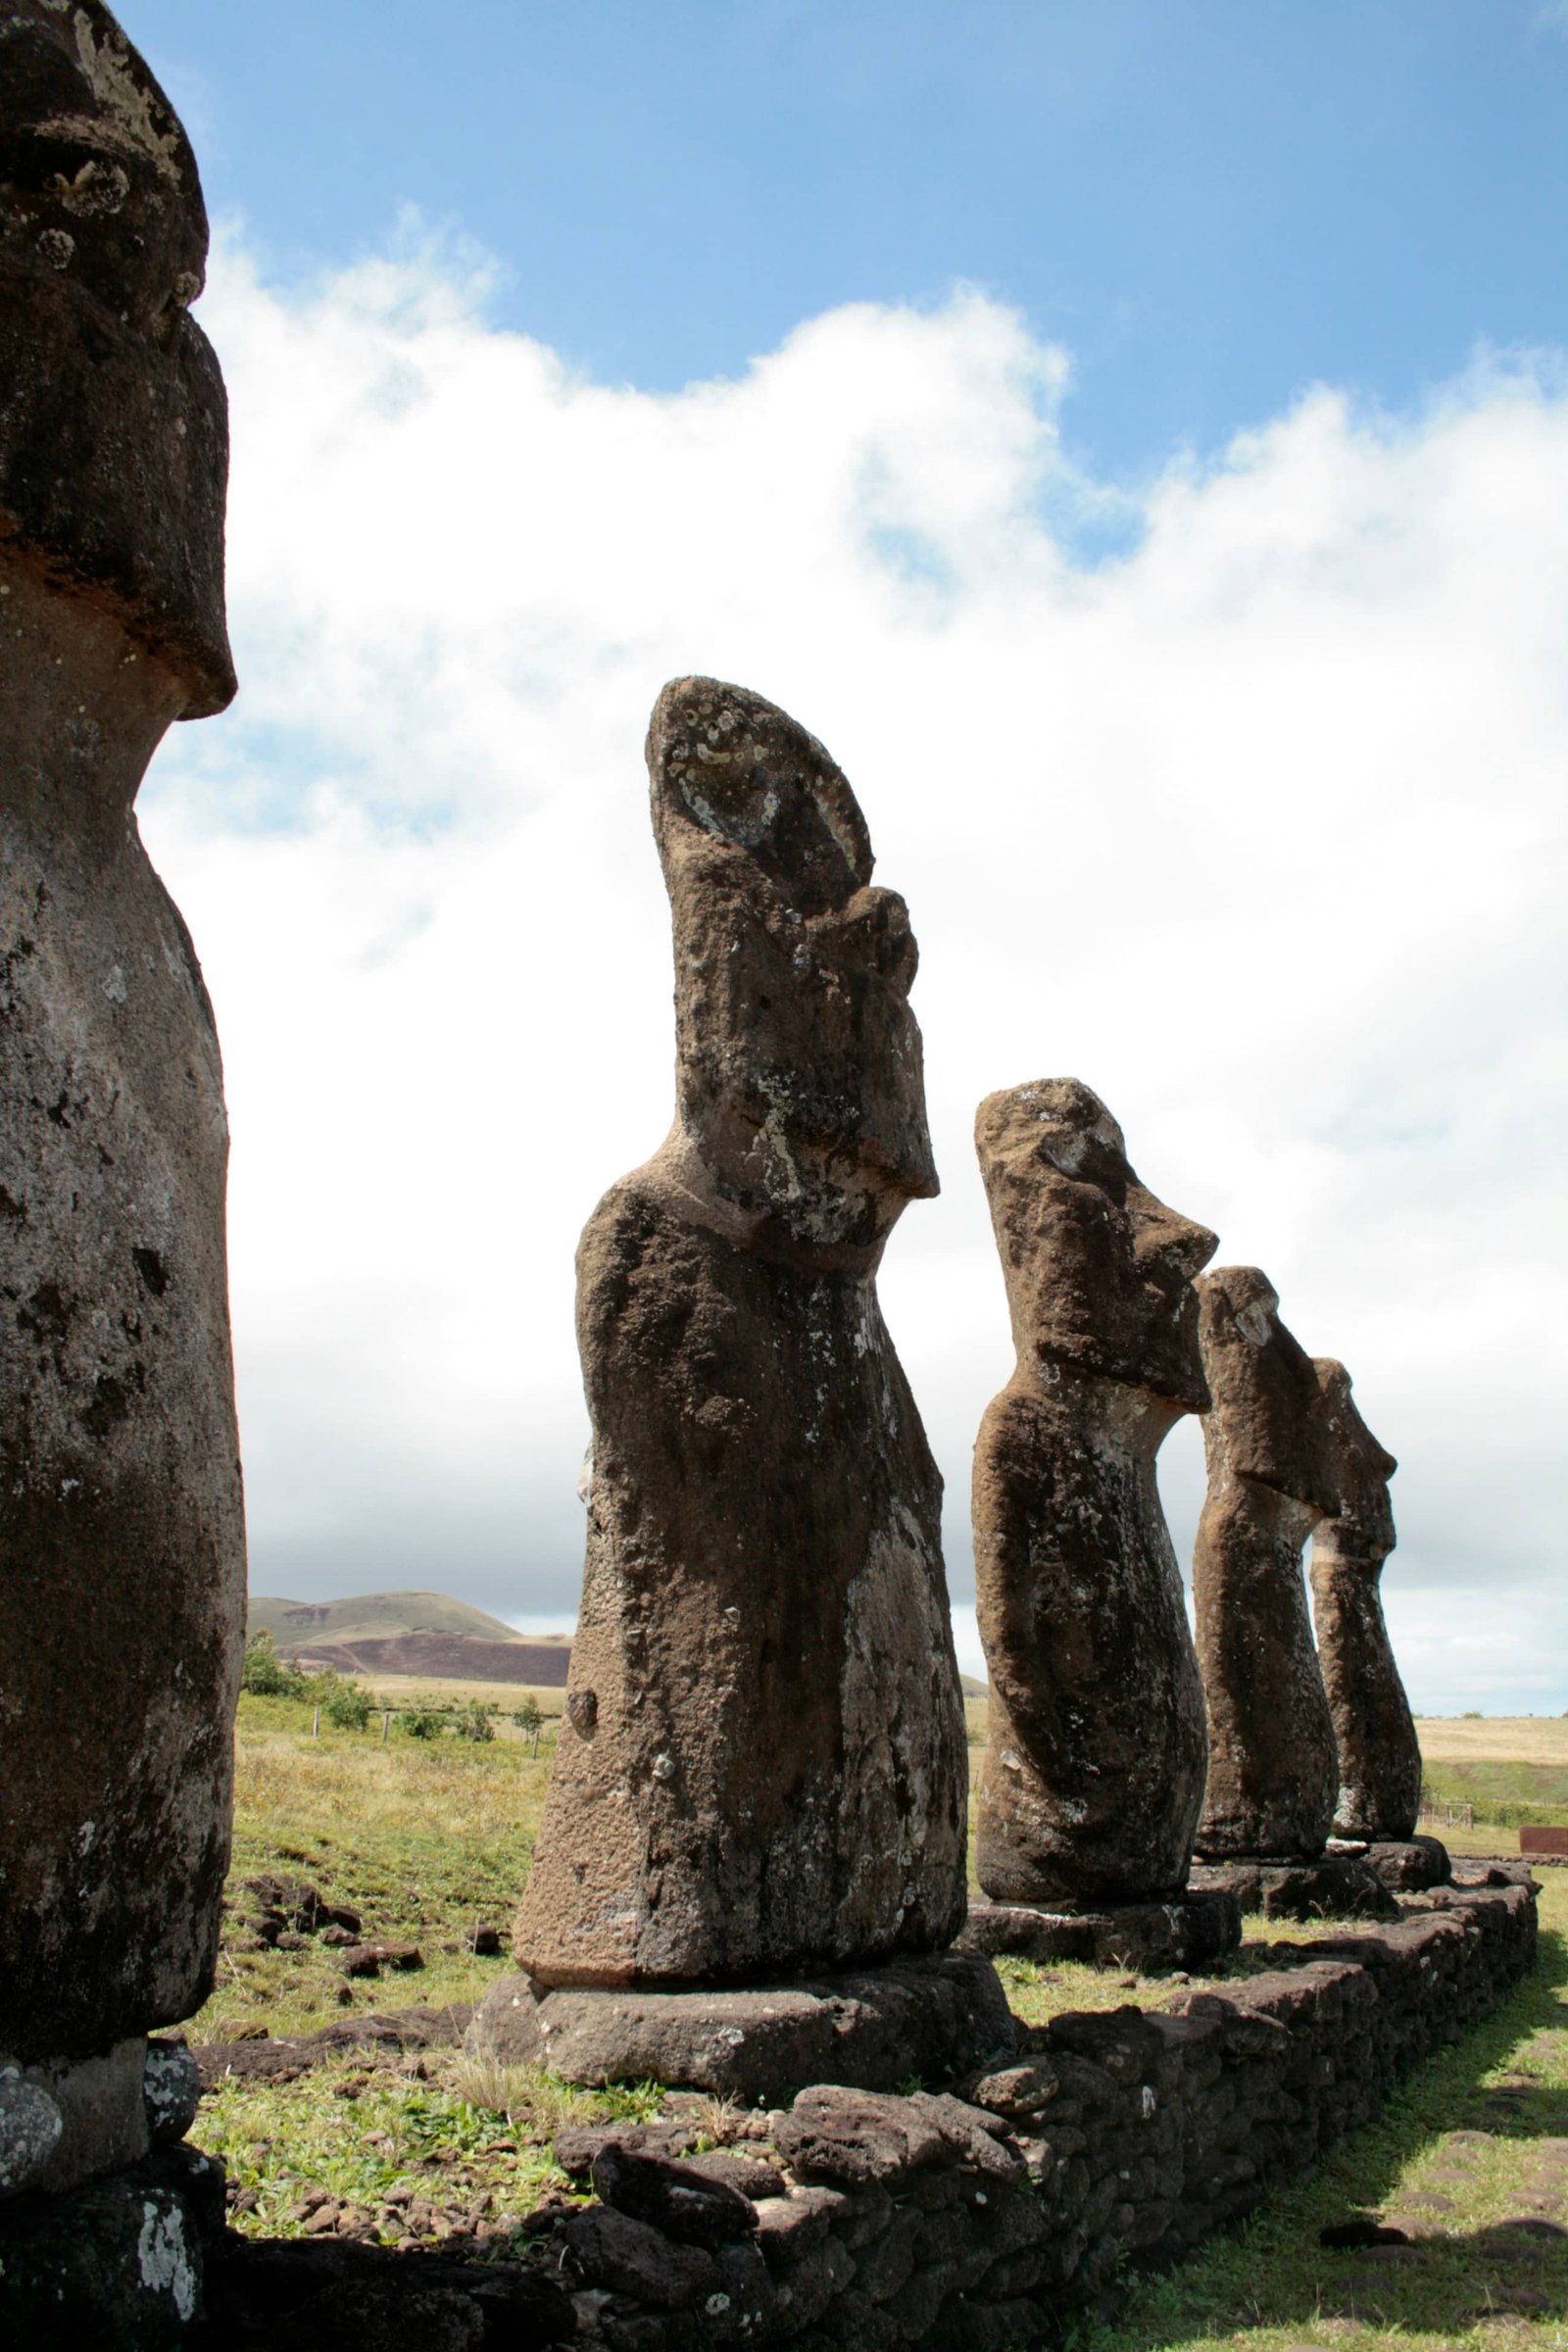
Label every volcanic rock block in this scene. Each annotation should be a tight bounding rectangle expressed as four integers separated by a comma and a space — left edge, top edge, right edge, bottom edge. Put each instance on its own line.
0, 0, 244, 2180
1192, 1269, 1339, 1860
509, 678, 967, 1996
970, 1080, 1217, 1910
1309, 1360, 1421, 1842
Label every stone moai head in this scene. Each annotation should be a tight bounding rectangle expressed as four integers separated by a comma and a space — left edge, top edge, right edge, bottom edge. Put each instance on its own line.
648, 676, 937, 1253
0, 0, 234, 713
1313, 1358, 1397, 1561
1196, 1266, 1339, 1511
974, 1077, 1217, 1409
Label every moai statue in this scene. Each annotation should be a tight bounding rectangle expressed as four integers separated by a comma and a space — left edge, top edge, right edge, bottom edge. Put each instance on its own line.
1190, 1269, 1341, 1860
969, 1081, 1218, 1934
1310, 1360, 1421, 1842
472, 680, 1000, 2097
0, 3, 244, 2197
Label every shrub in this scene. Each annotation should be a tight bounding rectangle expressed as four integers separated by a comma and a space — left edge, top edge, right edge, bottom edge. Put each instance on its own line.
318, 1673, 372, 1732
241, 1630, 308, 1700
398, 1696, 450, 1740
455, 1699, 499, 1743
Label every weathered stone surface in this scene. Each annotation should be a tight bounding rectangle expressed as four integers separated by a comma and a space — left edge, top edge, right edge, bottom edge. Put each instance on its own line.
0, 0, 245, 2144
512, 678, 965, 1988
560, 2203, 717, 2306
1191, 1268, 1340, 1860
16, 2034, 149, 2191
678, 2149, 788, 2201
959, 1887, 1242, 1973
0, 2, 234, 711
1308, 1359, 1421, 1842
592, 2143, 760, 2247
1365, 1837, 1449, 1892
0, 2069, 62, 2195
467, 1951, 1017, 2104
0, 2154, 204, 2344
970, 1080, 1216, 1908
142, 2039, 200, 2147
775, 2083, 1020, 2191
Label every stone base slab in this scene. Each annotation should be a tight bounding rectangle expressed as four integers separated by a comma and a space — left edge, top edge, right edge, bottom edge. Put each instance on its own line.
1189, 1853, 1400, 1921
466, 1951, 1018, 2105
956, 1887, 1243, 1974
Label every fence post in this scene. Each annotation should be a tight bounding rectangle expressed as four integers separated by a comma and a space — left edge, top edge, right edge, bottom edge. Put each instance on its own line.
312, 1703, 320, 1740
381, 1710, 391, 1742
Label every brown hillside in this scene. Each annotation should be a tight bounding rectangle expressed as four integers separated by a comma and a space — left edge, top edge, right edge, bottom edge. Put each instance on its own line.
279, 1634, 571, 1686
249, 1590, 527, 1645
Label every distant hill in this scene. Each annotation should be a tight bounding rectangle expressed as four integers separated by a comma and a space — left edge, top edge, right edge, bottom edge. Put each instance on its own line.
959, 1674, 988, 1699
281, 1633, 572, 1686
248, 1590, 541, 1647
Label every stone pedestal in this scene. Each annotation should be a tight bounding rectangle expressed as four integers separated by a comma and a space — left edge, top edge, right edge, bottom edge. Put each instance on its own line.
958, 1888, 1242, 1974
1329, 1836, 1450, 1892
1189, 1855, 1399, 1922
466, 1953, 1017, 2107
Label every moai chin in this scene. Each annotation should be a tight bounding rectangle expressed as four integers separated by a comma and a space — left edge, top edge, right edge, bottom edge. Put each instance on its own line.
0, 3, 244, 2192
513, 677, 968, 1989
971, 1080, 1217, 1910
1191, 1268, 1340, 1860
1310, 1360, 1420, 1840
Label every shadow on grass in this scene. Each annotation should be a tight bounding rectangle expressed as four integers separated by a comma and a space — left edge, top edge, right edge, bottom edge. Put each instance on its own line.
1071, 1923, 1568, 2352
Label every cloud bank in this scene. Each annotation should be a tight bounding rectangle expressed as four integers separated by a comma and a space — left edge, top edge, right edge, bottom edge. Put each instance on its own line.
141, 228, 1568, 1711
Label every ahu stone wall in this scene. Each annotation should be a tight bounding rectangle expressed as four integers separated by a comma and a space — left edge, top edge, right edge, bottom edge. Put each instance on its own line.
536, 1882, 1535, 2352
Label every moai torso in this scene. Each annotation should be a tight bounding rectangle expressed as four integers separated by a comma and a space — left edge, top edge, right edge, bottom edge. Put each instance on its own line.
0, 1, 244, 2177
514, 679, 967, 1987
971, 1080, 1215, 1908
1310, 1360, 1419, 1840
1192, 1269, 1339, 1859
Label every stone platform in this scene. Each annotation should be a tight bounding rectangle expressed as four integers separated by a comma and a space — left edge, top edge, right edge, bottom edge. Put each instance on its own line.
957, 1887, 1243, 1974
466, 1951, 1017, 2106
1189, 1851, 1400, 1920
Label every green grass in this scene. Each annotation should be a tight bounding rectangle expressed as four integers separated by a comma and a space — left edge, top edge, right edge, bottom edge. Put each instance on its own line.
1423, 1759, 1568, 1831
192, 1693, 551, 2041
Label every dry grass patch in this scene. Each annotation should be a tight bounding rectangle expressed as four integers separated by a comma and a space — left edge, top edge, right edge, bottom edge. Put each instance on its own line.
1417, 1721, 1568, 1767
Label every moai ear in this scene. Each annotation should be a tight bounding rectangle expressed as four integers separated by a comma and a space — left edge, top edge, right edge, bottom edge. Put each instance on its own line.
648, 676, 873, 916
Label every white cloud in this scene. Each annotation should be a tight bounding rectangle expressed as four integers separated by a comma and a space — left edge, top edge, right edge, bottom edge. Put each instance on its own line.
142, 228, 1568, 1708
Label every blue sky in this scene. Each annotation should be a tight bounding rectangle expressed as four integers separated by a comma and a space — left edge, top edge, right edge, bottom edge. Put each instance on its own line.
115, 3, 1568, 1708
125, 1, 1567, 479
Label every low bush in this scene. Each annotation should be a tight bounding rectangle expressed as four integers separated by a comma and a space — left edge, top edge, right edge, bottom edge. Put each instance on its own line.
241, 1630, 308, 1700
